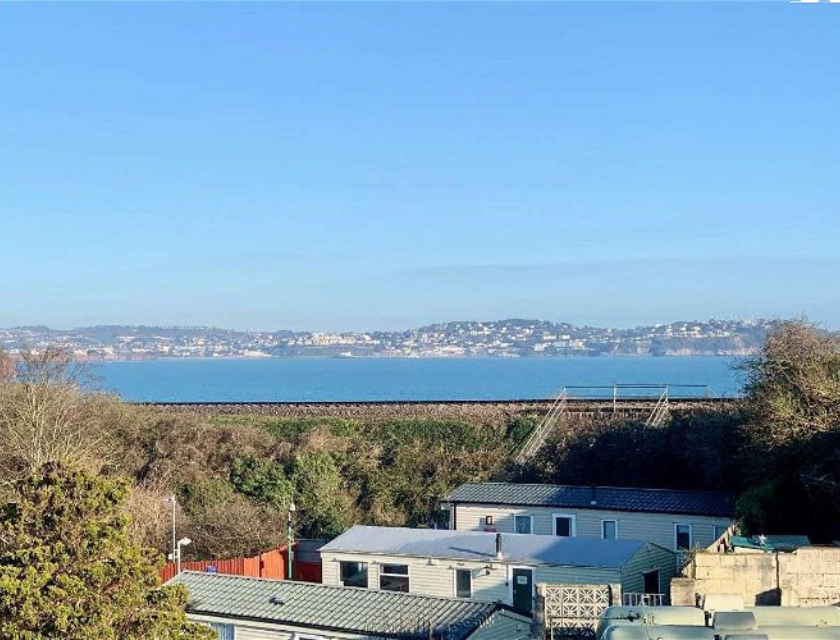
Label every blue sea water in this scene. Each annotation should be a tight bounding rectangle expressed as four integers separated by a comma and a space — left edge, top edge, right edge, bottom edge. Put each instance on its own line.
88, 356, 744, 403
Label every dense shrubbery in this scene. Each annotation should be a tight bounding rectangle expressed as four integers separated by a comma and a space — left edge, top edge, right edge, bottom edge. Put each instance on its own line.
515, 321, 840, 542
2, 320, 838, 563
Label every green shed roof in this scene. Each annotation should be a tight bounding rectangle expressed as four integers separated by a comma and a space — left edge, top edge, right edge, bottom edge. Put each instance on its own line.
168, 571, 527, 639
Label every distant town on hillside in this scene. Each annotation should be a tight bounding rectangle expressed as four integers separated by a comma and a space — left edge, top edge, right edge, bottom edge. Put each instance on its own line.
0, 319, 777, 360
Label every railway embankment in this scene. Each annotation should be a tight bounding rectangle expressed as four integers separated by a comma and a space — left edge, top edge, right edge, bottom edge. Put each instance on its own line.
145, 398, 734, 426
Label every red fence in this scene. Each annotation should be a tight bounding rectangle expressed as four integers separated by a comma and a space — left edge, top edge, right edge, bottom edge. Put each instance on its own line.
295, 560, 322, 583
159, 545, 322, 584
160, 546, 287, 583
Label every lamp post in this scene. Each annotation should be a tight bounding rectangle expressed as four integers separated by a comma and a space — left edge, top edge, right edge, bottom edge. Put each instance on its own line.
176, 537, 192, 575
286, 501, 296, 580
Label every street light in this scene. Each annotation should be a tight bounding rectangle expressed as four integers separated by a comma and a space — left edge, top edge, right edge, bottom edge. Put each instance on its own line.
286, 501, 296, 580
177, 537, 192, 575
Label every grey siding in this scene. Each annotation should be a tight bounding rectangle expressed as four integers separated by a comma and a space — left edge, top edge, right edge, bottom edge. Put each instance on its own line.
469, 611, 532, 640
619, 543, 678, 603
320, 551, 624, 607
191, 608, 527, 640
452, 503, 732, 551
191, 614, 386, 639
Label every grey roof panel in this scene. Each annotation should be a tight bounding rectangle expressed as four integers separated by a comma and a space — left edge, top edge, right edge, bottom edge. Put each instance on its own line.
320, 525, 650, 568
170, 571, 515, 640
444, 483, 734, 518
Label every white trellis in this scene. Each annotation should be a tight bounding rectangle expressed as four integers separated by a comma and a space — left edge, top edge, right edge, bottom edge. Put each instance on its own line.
539, 583, 617, 638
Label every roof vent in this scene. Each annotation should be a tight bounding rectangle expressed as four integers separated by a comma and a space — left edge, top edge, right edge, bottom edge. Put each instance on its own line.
495, 532, 503, 560
268, 595, 285, 606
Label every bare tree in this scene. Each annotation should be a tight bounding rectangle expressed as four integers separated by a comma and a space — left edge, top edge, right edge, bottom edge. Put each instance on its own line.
0, 348, 118, 476
0, 349, 14, 383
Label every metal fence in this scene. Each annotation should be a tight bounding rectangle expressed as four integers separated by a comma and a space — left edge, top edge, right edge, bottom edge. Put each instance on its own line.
622, 592, 666, 606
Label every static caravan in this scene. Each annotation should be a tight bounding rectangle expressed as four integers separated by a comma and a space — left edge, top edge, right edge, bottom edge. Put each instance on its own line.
319, 525, 677, 616
443, 482, 735, 553
169, 571, 532, 640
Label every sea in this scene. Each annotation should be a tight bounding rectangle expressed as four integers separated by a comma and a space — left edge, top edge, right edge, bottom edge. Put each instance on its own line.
86, 356, 745, 403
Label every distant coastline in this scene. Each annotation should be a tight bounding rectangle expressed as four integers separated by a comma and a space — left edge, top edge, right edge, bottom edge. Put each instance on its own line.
69, 352, 751, 363
1, 318, 773, 361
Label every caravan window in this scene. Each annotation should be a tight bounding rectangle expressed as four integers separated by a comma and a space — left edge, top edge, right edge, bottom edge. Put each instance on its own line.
380, 564, 409, 592
340, 561, 368, 588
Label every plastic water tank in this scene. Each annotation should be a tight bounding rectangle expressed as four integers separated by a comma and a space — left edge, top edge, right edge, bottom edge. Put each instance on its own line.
596, 606, 706, 639
747, 606, 840, 627
601, 624, 716, 639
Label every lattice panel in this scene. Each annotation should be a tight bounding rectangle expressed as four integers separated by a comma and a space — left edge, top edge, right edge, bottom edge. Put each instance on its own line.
543, 584, 613, 638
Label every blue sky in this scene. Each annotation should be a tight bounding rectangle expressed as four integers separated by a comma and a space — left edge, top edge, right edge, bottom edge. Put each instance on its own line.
1, 2, 838, 331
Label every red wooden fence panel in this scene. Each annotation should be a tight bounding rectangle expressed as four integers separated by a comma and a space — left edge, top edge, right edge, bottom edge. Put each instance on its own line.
294, 561, 322, 583
159, 546, 288, 583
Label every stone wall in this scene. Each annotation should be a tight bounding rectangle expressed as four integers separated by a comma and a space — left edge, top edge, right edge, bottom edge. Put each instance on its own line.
671, 548, 840, 607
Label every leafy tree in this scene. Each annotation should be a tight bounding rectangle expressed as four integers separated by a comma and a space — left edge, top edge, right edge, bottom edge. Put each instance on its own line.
735, 321, 840, 539
0, 463, 214, 639
290, 451, 356, 538
177, 479, 285, 558
230, 455, 294, 509
739, 320, 840, 459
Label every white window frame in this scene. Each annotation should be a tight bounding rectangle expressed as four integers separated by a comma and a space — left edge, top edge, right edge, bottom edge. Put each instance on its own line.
674, 523, 693, 550
378, 562, 411, 593
552, 512, 577, 537
601, 519, 619, 540
453, 567, 472, 599
507, 565, 535, 611
513, 514, 534, 535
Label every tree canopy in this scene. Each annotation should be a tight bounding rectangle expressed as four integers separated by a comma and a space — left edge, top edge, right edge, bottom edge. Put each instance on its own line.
0, 463, 213, 639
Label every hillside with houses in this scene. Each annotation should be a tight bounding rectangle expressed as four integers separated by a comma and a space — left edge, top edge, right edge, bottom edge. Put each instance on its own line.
0, 318, 776, 360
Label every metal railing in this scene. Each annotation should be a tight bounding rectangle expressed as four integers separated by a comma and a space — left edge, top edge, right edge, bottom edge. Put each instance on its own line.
561, 384, 713, 409
515, 389, 568, 464
514, 384, 713, 463
622, 592, 666, 606
645, 387, 670, 427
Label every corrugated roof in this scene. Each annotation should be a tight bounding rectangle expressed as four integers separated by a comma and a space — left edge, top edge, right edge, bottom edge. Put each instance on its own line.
169, 571, 517, 640
320, 525, 650, 568
444, 482, 734, 518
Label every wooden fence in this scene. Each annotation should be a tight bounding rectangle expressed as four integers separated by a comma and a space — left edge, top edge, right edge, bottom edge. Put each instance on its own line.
159, 545, 323, 584
160, 545, 288, 583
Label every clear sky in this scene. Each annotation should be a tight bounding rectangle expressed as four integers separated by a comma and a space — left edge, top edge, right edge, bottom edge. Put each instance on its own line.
1, 2, 838, 332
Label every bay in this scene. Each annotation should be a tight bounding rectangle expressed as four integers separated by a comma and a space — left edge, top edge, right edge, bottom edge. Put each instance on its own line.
87, 356, 745, 403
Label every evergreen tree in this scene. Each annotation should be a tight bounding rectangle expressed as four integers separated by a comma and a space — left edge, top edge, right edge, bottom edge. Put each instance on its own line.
0, 463, 214, 639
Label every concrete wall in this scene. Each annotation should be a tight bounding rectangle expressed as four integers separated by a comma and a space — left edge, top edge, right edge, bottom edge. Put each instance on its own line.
671, 547, 840, 607
452, 502, 732, 553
